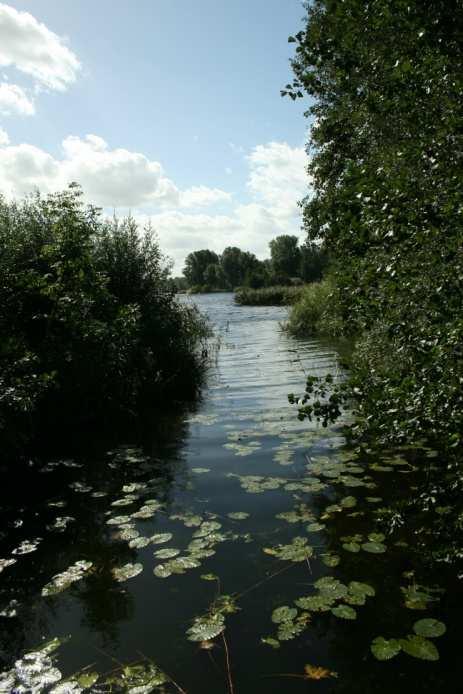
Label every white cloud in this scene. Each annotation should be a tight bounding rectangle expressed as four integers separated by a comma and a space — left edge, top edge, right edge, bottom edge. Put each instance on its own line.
180, 185, 231, 208
0, 81, 34, 115
0, 3, 80, 91
0, 125, 9, 145
0, 134, 309, 272
246, 141, 308, 215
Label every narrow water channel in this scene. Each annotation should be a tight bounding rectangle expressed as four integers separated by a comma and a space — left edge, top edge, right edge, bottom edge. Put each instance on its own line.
0, 293, 459, 693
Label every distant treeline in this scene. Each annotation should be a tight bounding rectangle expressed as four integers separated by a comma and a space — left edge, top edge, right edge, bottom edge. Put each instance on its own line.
174, 235, 328, 292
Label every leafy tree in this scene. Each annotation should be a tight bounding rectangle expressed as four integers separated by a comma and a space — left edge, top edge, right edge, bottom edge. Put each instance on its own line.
269, 235, 301, 278
203, 263, 226, 289
183, 250, 219, 287
299, 242, 329, 283
286, 0, 463, 447
220, 246, 260, 289
0, 186, 209, 452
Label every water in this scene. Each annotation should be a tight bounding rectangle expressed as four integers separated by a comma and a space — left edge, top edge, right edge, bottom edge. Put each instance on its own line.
0, 293, 460, 692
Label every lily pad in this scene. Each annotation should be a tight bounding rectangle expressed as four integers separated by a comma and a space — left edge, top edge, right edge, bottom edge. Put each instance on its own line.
331, 604, 357, 620
227, 512, 250, 520
413, 619, 446, 638
362, 541, 387, 554
272, 606, 297, 624
153, 548, 181, 559
400, 635, 439, 661
112, 562, 143, 582
192, 467, 210, 474
150, 533, 173, 545
186, 612, 225, 642
371, 637, 402, 661
342, 542, 361, 553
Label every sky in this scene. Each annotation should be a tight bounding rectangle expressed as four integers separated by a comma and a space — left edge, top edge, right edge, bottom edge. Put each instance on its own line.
0, 0, 312, 273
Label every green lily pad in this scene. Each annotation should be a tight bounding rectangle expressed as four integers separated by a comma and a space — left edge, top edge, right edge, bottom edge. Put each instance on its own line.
331, 604, 357, 620
371, 637, 402, 661
400, 635, 439, 661
150, 533, 173, 545
342, 542, 361, 553
261, 637, 280, 649
307, 522, 325, 532
112, 562, 143, 582
227, 512, 250, 520
272, 606, 297, 624
348, 581, 376, 598
192, 467, 210, 474
362, 541, 387, 554
368, 533, 386, 542
187, 612, 225, 641
153, 548, 181, 559
413, 619, 446, 638
295, 594, 335, 612
153, 563, 172, 578
322, 554, 341, 568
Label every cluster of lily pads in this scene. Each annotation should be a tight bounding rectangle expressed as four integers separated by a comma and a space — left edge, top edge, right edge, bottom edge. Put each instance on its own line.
371, 618, 446, 662
263, 578, 376, 647
0, 636, 171, 693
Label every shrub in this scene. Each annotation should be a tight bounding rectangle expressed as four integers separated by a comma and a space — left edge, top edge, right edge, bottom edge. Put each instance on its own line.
285, 279, 342, 337
0, 186, 209, 449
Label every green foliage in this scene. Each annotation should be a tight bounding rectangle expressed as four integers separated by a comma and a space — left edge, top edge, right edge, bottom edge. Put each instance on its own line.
285, 278, 341, 337
269, 235, 300, 279
0, 186, 209, 450
235, 285, 302, 306
285, 0, 463, 448
183, 249, 219, 286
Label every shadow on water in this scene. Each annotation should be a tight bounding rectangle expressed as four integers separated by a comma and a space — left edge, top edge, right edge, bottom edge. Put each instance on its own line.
0, 293, 461, 693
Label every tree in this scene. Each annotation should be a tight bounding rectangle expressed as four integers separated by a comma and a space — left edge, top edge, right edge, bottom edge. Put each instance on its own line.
286, 0, 463, 447
183, 250, 219, 287
299, 242, 328, 283
203, 263, 226, 289
220, 247, 259, 289
269, 235, 300, 278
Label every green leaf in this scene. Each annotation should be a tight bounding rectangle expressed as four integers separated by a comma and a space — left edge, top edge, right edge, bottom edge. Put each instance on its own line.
400, 635, 439, 661
272, 606, 298, 624
362, 541, 387, 554
371, 637, 402, 661
331, 604, 357, 620
413, 619, 446, 638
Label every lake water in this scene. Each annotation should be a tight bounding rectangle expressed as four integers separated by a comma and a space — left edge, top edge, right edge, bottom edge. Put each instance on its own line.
0, 293, 459, 693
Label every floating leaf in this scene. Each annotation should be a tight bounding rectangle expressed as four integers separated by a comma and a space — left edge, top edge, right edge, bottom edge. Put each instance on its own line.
342, 542, 361, 553
192, 467, 210, 474
153, 564, 172, 578
371, 637, 402, 661
304, 664, 337, 680
261, 637, 280, 649
112, 562, 143, 582
331, 604, 357, 620
413, 619, 446, 638
368, 533, 386, 543
400, 635, 439, 661
227, 512, 250, 520
348, 581, 375, 598
153, 548, 181, 559
362, 541, 387, 554
186, 612, 225, 642
307, 522, 325, 533
201, 573, 218, 581
322, 553, 341, 567
315, 577, 348, 600
272, 606, 298, 624
150, 533, 173, 545
42, 560, 93, 596
295, 595, 334, 612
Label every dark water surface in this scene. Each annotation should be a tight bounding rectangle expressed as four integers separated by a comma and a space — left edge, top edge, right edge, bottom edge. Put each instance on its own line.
0, 293, 460, 693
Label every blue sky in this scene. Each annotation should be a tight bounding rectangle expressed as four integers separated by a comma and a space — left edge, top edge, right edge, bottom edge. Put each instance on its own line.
0, 1, 311, 272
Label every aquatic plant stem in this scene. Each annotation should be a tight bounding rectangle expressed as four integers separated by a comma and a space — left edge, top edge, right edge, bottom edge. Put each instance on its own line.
236, 561, 296, 600
222, 632, 235, 694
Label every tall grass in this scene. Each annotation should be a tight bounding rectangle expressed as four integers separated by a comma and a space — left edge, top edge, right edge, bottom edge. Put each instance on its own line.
234, 285, 302, 306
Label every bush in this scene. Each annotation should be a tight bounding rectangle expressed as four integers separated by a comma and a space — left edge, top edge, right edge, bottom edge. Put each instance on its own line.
234, 285, 302, 306
0, 186, 209, 449
285, 279, 342, 337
